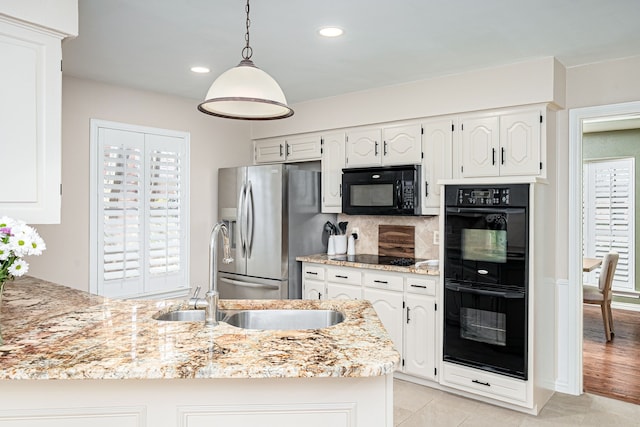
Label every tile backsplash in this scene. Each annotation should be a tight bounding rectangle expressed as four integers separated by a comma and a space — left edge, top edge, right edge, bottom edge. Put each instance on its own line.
337, 214, 439, 259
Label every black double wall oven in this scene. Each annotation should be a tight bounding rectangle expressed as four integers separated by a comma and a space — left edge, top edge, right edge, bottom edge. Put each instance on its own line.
443, 184, 529, 380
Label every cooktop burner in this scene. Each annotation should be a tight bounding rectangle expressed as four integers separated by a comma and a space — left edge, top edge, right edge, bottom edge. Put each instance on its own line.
330, 254, 426, 267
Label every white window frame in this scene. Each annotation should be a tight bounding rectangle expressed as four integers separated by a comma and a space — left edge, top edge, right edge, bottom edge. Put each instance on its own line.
583, 157, 635, 293
90, 120, 190, 299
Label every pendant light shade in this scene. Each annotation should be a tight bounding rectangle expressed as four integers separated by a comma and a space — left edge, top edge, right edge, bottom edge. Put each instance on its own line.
197, 0, 293, 120
198, 59, 293, 120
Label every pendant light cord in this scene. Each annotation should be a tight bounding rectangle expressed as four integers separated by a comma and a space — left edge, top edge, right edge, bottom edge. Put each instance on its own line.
242, 0, 253, 60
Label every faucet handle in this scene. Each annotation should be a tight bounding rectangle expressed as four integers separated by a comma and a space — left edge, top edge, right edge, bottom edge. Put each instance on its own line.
192, 286, 201, 299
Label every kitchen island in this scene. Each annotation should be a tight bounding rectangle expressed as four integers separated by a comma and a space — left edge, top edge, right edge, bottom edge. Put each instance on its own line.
0, 277, 399, 427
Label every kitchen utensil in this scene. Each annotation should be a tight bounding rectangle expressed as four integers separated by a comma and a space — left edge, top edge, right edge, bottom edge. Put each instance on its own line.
338, 221, 348, 235
324, 221, 337, 235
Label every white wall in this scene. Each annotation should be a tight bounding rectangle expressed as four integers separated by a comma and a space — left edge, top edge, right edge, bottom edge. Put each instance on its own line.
251, 57, 565, 139
28, 76, 251, 292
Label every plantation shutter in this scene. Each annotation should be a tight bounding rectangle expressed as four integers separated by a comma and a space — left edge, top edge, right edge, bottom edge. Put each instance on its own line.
583, 158, 635, 292
146, 134, 187, 293
94, 123, 189, 299
98, 128, 145, 297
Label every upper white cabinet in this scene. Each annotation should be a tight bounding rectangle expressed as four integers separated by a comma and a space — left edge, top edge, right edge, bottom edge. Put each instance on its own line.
254, 138, 286, 163
0, 11, 75, 223
459, 109, 542, 178
284, 134, 323, 162
345, 124, 422, 168
345, 128, 381, 167
254, 135, 322, 164
321, 132, 346, 213
421, 118, 453, 215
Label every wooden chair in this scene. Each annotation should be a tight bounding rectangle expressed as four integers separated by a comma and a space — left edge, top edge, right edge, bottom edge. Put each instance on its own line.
583, 252, 619, 341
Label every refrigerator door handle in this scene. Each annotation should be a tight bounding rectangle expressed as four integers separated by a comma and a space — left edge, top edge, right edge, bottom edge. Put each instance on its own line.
219, 277, 279, 290
246, 180, 254, 258
238, 182, 247, 257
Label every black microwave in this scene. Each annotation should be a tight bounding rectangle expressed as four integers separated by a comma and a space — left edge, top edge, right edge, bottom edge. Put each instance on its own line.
342, 165, 421, 215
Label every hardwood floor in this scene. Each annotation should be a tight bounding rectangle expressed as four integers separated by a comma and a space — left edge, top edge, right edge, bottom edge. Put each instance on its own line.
583, 304, 640, 405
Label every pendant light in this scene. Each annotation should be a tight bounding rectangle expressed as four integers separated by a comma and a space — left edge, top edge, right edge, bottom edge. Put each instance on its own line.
198, 0, 294, 120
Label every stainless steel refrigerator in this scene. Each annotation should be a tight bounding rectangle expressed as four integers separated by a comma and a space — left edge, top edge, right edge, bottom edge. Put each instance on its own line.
217, 164, 335, 299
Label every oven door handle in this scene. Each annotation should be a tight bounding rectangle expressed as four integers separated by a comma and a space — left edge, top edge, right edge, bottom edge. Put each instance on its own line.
445, 282, 525, 299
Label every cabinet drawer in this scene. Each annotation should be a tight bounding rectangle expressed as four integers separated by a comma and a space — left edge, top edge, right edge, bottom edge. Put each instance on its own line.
303, 264, 325, 281
363, 272, 403, 292
405, 276, 437, 296
326, 267, 361, 285
442, 362, 527, 403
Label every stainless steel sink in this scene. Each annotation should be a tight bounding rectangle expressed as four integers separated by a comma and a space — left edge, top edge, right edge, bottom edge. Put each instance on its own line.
223, 309, 344, 330
155, 309, 206, 322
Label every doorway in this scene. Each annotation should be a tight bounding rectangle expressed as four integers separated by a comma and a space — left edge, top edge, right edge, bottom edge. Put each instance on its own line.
568, 100, 640, 397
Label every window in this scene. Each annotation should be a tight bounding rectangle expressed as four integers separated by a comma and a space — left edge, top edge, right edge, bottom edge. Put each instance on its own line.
583, 158, 635, 293
90, 120, 190, 299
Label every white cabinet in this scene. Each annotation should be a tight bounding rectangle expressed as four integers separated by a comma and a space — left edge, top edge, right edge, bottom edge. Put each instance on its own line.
0, 16, 70, 223
303, 264, 326, 300
254, 138, 286, 163
421, 119, 453, 215
364, 287, 404, 357
459, 110, 542, 178
345, 128, 381, 167
326, 266, 362, 300
321, 132, 346, 213
301, 262, 440, 383
284, 134, 322, 162
254, 135, 322, 164
404, 293, 436, 380
345, 124, 422, 168
382, 124, 422, 166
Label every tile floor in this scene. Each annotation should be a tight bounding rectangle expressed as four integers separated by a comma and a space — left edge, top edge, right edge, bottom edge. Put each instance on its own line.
393, 379, 640, 426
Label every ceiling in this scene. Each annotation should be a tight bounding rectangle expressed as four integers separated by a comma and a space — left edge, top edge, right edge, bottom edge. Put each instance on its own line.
62, 0, 640, 105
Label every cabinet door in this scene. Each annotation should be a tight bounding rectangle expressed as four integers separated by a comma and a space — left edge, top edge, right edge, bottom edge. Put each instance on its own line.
254, 138, 286, 163
404, 294, 436, 380
0, 20, 62, 223
421, 119, 453, 214
345, 129, 381, 168
363, 287, 403, 359
327, 283, 362, 300
499, 110, 541, 176
321, 132, 346, 213
303, 279, 325, 300
285, 135, 322, 162
460, 116, 499, 178
382, 124, 422, 166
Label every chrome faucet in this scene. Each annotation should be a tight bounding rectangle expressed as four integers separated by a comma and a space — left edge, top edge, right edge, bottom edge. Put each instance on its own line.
190, 221, 233, 327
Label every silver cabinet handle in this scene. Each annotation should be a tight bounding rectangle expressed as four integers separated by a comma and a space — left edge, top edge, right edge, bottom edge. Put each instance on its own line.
383, 141, 388, 156
279, 144, 283, 157
406, 306, 411, 324
374, 141, 379, 156
472, 379, 491, 387
374, 280, 388, 284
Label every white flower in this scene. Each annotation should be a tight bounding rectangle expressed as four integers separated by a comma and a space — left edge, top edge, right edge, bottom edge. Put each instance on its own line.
8, 258, 29, 276
28, 233, 46, 256
0, 243, 10, 261
8, 227, 33, 257
0, 216, 18, 229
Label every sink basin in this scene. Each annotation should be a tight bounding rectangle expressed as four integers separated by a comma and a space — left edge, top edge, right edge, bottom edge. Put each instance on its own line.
223, 309, 344, 330
154, 309, 206, 322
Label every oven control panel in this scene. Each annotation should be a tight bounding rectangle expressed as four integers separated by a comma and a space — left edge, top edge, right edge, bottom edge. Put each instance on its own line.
456, 188, 511, 206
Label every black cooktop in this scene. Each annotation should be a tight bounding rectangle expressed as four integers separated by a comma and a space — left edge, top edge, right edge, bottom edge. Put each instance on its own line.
330, 254, 426, 267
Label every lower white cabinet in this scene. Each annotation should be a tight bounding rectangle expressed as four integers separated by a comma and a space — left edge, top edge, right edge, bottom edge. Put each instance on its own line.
364, 287, 404, 359
301, 262, 439, 382
404, 293, 436, 380
441, 362, 527, 405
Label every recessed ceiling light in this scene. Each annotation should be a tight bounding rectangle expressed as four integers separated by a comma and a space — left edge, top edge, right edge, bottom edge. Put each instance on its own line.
191, 66, 210, 74
318, 27, 344, 38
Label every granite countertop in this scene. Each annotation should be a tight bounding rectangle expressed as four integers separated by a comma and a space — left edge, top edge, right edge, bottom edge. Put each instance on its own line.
296, 254, 440, 276
0, 277, 399, 381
